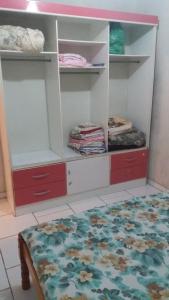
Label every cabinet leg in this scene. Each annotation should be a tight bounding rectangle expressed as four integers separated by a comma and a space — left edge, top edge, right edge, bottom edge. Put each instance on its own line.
18, 234, 31, 290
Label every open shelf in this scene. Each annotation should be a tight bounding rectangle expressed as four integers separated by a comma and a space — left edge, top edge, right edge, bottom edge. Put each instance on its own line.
58, 39, 106, 46
63, 147, 82, 160
59, 66, 105, 74
12, 150, 61, 169
109, 54, 150, 63
0, 50, 57, 61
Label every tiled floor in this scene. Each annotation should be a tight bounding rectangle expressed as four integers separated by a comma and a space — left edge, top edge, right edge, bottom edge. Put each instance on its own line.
0, 184, 162, 299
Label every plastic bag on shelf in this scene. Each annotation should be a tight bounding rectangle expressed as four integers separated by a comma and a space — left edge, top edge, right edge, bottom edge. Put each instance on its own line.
109, 22, 125, 54
0, 25, 45, 53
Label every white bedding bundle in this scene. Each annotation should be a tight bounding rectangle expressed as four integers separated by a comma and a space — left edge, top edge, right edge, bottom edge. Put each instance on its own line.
0, 25, 45, 53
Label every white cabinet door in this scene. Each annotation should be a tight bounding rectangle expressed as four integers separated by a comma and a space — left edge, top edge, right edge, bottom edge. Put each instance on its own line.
67, 156, 110, 195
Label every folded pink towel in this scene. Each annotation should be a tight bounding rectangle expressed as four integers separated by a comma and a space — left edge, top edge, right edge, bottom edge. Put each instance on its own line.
59, 53, 91, 68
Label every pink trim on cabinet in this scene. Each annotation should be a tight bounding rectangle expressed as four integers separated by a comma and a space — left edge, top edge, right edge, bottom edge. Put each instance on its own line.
0, 0, 159, 25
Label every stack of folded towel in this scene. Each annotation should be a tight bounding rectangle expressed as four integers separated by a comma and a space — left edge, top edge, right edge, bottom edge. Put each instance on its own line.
59, 53, 91, 68
108, 116, 146, 151
69, 123, 106, 155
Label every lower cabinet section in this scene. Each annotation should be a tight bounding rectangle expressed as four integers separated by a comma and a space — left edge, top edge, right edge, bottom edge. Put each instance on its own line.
13, 150, 149, 207
111, 149, 148, 184
67, 156, 109, 195
15, 181, 67, 206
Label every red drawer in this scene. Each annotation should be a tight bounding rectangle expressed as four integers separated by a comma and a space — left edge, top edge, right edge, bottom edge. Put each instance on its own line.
13, 163, 66, 189
111, 164, 147, 184
15, 181, 67, 206
111, 149, 148, 170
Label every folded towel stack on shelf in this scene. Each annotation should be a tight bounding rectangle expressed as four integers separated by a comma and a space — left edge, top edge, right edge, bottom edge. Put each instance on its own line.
69, 123, 106, 155
108, 116, 146, 151
59, 53, 91, 68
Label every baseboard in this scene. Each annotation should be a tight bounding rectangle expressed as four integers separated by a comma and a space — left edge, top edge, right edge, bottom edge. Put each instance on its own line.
148, 179, 167, 192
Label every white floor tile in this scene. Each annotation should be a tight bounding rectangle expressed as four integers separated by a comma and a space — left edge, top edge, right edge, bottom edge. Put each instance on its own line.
0, 236, 20, 269
0, 214, 37, 239
0, 289, 13, 300
127, 184, 160, 197
7, 266, 36, 300
69, 197, 104, 214
0, 200, 11, 217
36, 208, 73, 224
100, 191, 131, 205
34, 204, 71, 218
0, 254, 9, 291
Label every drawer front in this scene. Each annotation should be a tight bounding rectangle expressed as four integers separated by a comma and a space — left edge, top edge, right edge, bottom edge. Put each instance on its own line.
13, 163, 66, 189
15, 181, 67, 206
111, 149, 148, 170
111, 164, 147, 184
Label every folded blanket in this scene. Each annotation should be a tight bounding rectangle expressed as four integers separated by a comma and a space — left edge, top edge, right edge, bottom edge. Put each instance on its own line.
59, 53, 91, 68
108, 116, 133, 137
108, 127, 146, 151
0, 25, 45, 53
69, 122, 106, 155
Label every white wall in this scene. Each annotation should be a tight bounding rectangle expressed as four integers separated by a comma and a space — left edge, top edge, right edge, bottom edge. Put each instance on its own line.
134, 0, 169, 188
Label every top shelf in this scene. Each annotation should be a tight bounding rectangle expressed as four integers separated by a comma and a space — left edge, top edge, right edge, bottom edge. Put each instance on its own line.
109, 54, 150, 63
0, 50, 58, 62
58, 39, 107, 46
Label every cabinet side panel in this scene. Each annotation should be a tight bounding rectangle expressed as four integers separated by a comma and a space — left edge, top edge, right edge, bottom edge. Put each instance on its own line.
0, 58, 15, 214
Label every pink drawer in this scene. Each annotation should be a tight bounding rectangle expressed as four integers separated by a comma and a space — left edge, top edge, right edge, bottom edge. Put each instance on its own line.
111, 164, 147, 184
13, 163, 66, 189
111, 149, 148, 170
15, 181, 67, 206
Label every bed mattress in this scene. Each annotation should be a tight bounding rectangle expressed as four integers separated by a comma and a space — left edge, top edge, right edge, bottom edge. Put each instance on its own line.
21, 193, 169, 300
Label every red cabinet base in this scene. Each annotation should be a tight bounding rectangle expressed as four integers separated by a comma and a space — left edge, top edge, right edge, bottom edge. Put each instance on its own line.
111, 149, 148, 184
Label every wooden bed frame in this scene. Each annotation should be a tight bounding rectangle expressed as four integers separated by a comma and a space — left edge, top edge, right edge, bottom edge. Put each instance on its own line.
18, 233, 45, 300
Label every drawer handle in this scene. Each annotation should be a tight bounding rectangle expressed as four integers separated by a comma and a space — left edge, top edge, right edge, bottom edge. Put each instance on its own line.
32, 173, 50, 179
34, 190, 50, 196
125, 158, 137, 162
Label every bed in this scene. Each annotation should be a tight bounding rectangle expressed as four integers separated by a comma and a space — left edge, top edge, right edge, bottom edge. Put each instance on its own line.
19, 193, 169, 300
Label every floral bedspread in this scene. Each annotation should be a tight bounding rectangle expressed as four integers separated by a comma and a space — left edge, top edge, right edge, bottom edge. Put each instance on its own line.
21, 193, 169, 300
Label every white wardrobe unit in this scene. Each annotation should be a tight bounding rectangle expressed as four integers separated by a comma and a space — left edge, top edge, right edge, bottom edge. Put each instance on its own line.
0, 5, 158, 215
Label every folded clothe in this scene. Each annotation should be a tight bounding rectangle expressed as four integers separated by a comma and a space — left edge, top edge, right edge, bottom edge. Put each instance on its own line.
69, 122, 106, 155
59, 53, 91, 68
108, 116, 133, 137
108, 127, 146, 151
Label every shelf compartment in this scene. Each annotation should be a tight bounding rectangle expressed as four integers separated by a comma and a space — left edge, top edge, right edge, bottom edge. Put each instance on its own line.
60, 66, 105, 74
12, 150, 61, 169
109, 54, 150, 63
63, 147, 82, 160
0, 50, 57, 62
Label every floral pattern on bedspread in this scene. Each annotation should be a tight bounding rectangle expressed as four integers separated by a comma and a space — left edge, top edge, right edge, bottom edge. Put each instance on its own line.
21, 193, 169, 300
